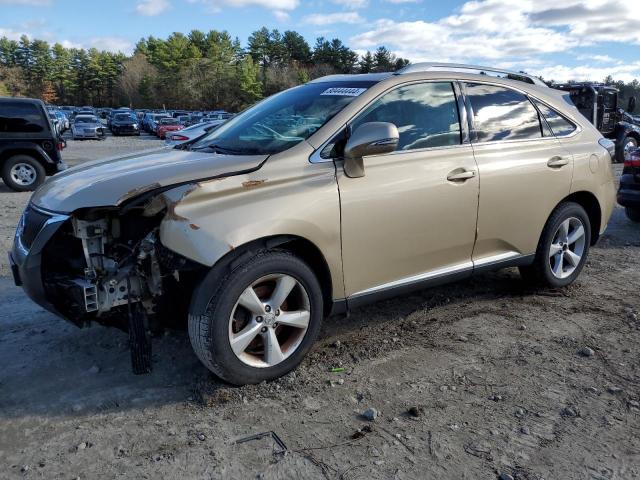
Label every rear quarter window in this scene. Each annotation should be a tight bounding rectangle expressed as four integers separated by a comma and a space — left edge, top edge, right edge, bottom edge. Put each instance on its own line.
532, 100, 578, 137
0, 102, 48, 134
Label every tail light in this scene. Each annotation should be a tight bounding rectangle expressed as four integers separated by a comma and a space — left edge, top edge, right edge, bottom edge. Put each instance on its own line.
56, 141, 65, 151
624, 148, 640, 167
172, 135, 189, 141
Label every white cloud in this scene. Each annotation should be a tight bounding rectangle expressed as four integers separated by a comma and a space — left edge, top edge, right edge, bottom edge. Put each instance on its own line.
87, 37, 134, 54
534, 62, 640, 83
135, 0, 170, 16
304, 12, 363, 26
273, 9, 290, 21
0, 28, 133, 54
331, 0, 368, 7
349, 0, 640, 80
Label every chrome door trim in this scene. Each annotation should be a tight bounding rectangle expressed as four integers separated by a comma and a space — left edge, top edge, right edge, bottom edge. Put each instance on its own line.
349, 252, 530, 299
350, 261, 474, 299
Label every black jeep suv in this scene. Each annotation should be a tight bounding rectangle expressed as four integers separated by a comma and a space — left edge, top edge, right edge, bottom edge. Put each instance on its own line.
0, 97, 67, 191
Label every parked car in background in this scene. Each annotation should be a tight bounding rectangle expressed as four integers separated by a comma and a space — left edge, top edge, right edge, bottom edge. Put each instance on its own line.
0, 97, 66, 191
617, 147, 640, 222
71, 114, 105, 140
155, 118, 185, 139
107, 108, 131, 129
148, 113, 172, 134
185, 114, 203, 126
110, 112, 140, 136
56, 111, 70, 132
8, 64, 616, 383
164, 119, 225, 146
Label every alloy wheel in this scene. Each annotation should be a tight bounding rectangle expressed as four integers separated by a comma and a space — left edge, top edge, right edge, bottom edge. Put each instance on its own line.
549, 217, 586, 279
228, 273, 310, 368
9, 163, 37, 186
624, 138, 638, 161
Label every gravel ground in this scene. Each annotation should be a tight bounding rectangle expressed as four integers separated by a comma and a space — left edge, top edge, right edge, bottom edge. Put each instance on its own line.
0, 137, 639, 479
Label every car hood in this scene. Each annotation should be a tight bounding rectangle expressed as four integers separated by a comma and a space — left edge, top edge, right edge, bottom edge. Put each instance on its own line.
31, 147, 268, 213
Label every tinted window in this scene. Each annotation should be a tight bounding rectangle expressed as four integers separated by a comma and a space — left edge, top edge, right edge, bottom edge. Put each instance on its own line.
0, 102, 47, 133
352, 82, 461, 151
465, 83, 542, 142
532, 100, 577, 137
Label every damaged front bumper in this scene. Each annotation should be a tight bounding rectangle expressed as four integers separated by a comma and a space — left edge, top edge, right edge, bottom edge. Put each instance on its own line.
9, 205, 70, 318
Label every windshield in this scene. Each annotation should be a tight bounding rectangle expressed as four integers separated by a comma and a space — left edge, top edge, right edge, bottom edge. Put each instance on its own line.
160, 118, 179, 125
191, 81, 375, 155
75, 116, 97, 123
115, 113, 133, 121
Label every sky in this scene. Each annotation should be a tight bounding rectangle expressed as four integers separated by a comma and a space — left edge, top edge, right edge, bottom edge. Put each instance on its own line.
1, 0, 640, 82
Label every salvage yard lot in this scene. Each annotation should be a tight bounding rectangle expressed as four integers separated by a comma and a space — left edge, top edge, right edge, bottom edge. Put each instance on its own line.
0, 136, 639, 479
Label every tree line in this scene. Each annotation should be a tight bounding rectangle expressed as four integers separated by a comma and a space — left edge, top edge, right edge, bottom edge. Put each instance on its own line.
0, 28, 409, 111
2, 30, 640, 113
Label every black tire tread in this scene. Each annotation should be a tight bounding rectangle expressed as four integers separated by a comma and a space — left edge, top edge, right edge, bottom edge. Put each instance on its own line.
519, 201, 591, 288
1, 154, 46, 192
188, 250, 322, 385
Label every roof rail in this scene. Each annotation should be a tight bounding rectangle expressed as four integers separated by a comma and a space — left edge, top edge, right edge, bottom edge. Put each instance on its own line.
395, 62, 548, 87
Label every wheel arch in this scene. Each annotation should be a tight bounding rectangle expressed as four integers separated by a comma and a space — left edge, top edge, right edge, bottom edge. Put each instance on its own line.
189, 234, 335, 319
560, 191, 602, 245
0, 147, 46, 166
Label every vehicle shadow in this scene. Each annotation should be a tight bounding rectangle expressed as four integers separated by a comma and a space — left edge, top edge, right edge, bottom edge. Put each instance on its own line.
0, 266, 536, 420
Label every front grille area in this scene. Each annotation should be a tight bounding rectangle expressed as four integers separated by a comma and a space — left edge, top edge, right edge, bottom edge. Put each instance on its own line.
20, 206, 50, 249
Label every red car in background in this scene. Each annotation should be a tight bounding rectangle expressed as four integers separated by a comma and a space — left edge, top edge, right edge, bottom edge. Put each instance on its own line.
156, 118, 185, 139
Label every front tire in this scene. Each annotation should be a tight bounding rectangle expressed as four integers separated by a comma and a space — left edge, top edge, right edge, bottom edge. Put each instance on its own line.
1, 155, 46, 192
519, 202, 591, 288
626, 206, 640, 223
189, 250, 323, 385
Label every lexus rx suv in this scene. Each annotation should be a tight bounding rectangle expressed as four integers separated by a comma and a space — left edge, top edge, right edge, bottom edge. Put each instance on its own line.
10, 64, 616, 385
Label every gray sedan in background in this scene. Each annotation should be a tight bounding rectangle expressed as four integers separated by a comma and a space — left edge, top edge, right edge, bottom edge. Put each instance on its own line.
71, 115, 105, 140
164, 119, 225, 146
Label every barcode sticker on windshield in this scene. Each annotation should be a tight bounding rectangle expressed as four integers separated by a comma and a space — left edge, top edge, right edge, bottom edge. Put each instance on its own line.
320, 87, 367, 97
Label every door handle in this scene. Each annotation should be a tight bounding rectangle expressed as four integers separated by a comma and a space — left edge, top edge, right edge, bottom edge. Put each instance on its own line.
547, 156, 570, 168
447, 169, 476, 182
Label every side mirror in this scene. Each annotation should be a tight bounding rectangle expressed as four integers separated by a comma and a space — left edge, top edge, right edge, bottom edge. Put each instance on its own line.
628, 96, 637, 113
343, 122, 399, 178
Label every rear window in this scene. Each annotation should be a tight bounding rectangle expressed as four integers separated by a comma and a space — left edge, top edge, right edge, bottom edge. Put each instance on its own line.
465, 83, 542, 142
0, 102, 48, 134
532, 100, 577, 137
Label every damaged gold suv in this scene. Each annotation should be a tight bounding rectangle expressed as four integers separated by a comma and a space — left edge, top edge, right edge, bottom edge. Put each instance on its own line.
10, 63, 616, 384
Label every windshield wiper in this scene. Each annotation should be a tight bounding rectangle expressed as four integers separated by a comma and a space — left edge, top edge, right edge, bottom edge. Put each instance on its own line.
190, 144, 257, 155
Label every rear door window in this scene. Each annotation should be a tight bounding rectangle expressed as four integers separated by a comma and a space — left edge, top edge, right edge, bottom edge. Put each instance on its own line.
0, 102, 48, 134
465, 83, 542, 142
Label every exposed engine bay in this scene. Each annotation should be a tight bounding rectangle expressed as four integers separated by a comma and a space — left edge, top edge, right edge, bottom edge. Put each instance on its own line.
40, 190, 201, 344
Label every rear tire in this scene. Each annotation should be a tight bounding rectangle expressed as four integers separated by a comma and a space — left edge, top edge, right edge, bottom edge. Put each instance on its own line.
188, 250, 323, 385
519, 202, 591, 288
1, 155, 46, 192
626, 206, 640, 223
618, 136, 638, 163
